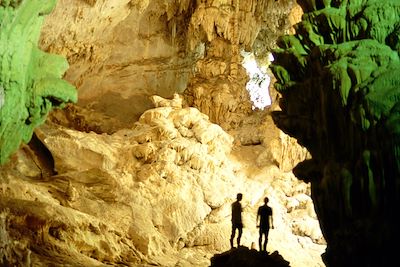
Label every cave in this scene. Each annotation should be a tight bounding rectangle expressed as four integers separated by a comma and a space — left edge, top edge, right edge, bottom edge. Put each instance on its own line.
0, 0, 399, 267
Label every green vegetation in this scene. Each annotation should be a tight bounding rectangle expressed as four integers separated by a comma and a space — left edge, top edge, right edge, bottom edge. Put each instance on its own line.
270, 0, 400, 265
0, 0, 77, 164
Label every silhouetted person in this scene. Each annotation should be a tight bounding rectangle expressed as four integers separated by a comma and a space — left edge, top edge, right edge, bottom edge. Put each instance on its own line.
257, 197, 274, 252
230, 193, 243, 248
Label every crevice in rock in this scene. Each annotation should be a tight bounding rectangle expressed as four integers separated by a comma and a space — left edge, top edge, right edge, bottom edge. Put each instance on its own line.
27, 133, 56, 178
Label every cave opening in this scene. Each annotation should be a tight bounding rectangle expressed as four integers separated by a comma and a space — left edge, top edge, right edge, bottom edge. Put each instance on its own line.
241, 50, 273, 110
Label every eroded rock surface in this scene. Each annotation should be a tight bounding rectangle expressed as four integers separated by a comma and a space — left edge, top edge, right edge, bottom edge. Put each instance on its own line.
0, 1, 328, 266
0, 101, 325, 266
39, 0, 296, 129
40, 0, 200, 126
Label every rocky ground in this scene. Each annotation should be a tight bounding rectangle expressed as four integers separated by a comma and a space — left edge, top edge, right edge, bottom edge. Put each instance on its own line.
0, 97, 325, 266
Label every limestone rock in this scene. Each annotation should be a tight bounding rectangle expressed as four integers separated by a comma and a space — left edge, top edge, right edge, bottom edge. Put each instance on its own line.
150, 93, 184, 108
39, 0, 296, 129
0, 102, 325, 266
40, 0, 196, 126
48, 104, 123, 134
0, 1, 329, 266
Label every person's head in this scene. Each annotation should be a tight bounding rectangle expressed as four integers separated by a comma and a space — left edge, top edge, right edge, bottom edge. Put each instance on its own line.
237, 193, 243, 201
264, 197, 269, 204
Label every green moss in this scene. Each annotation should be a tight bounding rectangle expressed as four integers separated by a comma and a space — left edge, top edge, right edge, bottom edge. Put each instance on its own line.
271, 0, 400, 265
0, 0, 77, 164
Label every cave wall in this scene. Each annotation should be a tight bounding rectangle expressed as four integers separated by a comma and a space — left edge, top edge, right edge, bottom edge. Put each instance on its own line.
270, 0, 400, 266
184, 0, 296, 129
40, 0, 201, 126
0, 1, 330, 266
40, 0, 296, 129
0, 95, 326, 267
0, 0, 77, 164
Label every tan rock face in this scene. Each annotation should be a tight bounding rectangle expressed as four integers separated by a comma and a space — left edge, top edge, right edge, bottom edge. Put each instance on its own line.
40, 0, 196, 126
40, 0, 296, 130
1, 99, 324, 266
1, 0, 327, 266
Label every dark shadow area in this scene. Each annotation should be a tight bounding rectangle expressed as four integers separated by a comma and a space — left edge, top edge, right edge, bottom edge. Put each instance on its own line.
28, 132, 56, 177
210, 246, 290, 267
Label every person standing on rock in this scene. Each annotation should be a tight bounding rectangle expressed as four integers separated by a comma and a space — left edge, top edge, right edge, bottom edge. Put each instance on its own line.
230, 193, 243, 248
256, 196, 274, 252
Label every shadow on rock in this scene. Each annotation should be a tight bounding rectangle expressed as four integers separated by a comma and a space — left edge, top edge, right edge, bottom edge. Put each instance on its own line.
210, 246, 291, 267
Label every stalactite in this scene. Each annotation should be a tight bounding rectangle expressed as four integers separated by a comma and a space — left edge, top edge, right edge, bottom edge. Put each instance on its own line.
230, 0, 240, 77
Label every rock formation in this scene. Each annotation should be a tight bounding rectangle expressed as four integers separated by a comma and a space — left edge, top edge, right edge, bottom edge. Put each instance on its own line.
39, 0, 201, 126
39, 0, 296, 130
270, 0, 400, 266
0, 99, 325, 266
0, 0, 77, 164
210, 247, 290, 267
184, 0, 297, 130
0, 0, 328, 266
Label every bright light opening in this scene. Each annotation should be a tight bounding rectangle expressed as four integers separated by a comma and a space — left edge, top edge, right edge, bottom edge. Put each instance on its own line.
241, 51, 273, 110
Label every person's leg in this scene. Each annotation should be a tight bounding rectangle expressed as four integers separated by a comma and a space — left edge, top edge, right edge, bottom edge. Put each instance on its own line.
230, 225, 236, 248
258, 228, 263, 251
263, 228, 270, 251
237, 226, 242, 247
